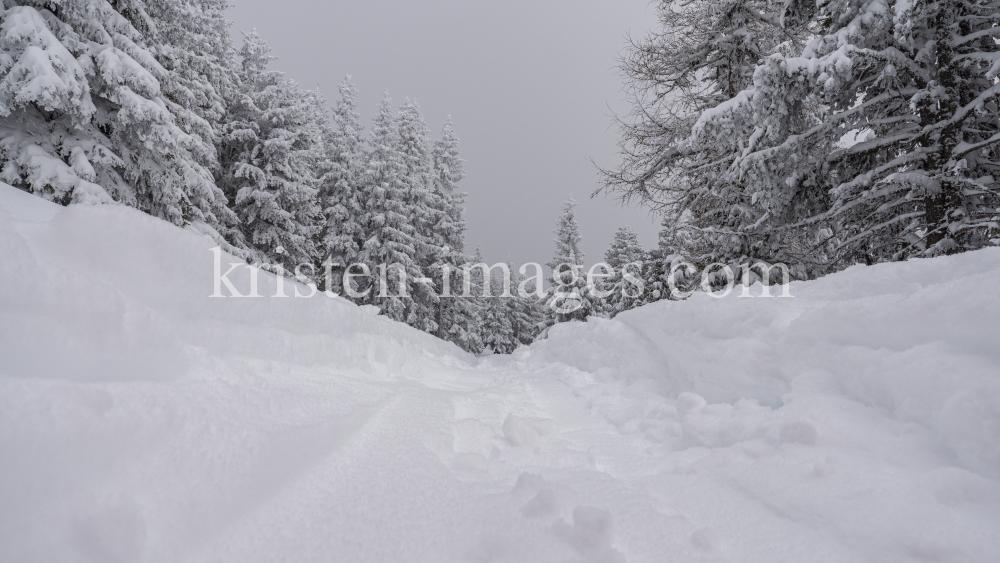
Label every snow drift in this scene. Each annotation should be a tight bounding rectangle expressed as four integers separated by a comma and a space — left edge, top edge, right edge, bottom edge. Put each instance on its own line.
1, 183, 998, 563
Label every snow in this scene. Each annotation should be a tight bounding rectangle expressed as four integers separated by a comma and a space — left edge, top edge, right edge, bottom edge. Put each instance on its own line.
0, 6, 95, 118
1, 182, 999, 562
692, 88, 751, 139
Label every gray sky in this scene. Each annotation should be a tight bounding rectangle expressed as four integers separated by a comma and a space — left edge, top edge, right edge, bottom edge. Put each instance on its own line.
229, 0, 661, 267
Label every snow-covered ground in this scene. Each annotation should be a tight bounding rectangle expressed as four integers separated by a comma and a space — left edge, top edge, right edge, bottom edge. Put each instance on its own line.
1, 182, 998, 563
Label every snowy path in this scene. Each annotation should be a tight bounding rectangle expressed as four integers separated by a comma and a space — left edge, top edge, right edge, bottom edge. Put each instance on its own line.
1, 184, 999, 563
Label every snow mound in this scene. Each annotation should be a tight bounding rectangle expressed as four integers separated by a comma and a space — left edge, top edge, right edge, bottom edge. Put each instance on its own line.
2, 183, 999, 563
0, 183, 468, 384
531, 251, 1000, 478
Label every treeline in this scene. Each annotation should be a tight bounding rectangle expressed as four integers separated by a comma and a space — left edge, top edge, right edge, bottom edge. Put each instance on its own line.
602, 0, 1000, 278
14, 0, 968, 354
538, 197, 703, 331
0, 0, 553, 353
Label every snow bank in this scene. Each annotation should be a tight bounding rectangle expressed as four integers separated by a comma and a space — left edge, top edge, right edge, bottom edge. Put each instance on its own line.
0, 183, 467, 383
1, 183, 998, 563
531, 252, 1000, 478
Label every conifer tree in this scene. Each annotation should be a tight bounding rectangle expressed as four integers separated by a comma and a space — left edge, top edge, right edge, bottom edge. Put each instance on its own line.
655, 215, 698, 299
423, 120, 485, 351
432, 118, 468, 252
424, 119, 482, 348
601, 226, 650, 315
504, 261, 544, 349
481, 269, 517, 354
219, 31, 324, 266
433, 245, 484, 354
395, 99, 441, 332
547, 197, 586, 269
0, 0, 233, 230
319, 76, 367, 284
397, 99, 440, 252
797, 0, 1000, 260
542, 197, 601, 327
146, 0, 242, 242
607, 0, 1000, 269
509, 279, 545, 347
602, 0, 816, 272
354, 93, 425, 323
147, 0, 236, 134
604, 225, 647, 268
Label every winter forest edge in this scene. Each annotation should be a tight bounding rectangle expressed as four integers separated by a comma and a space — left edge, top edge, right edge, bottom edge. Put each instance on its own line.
2, 0, 1000, 355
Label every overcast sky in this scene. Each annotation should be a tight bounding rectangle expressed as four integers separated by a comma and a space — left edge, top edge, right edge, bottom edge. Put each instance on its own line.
228, 0, 661, 267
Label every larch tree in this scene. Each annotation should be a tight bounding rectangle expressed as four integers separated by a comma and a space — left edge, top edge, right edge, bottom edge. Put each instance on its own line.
605, 0, 1000, 272
601, 0, 818, 274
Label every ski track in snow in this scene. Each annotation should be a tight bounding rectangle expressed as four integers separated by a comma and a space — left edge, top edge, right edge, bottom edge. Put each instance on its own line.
1, 183, 999, 563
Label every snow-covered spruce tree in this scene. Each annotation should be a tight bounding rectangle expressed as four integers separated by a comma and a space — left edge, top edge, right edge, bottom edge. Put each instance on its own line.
146, 0, 236, 138
481, 269, 517, 354
0, 0, 233, 229
481, 301, 516, 354
695, 0, 1000, 262
502, 262, 544, 348
793, 0, 1000, 260
601, 225, 650, 316
218, 31, 324, 266
425, 118, 485, 350
431, 118, 468, 253
319, 75, 367, 288
397, 99, 440, 250
654, 214, 700, 297
145, 0, 242, 242
353, 93, 425, 323
395, 98, 441, 333
542, 197, 602, 327
605, 225, 648, 268
601, 0, 819, 274
432, 245, 485, 354
508, 274, 545, 346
